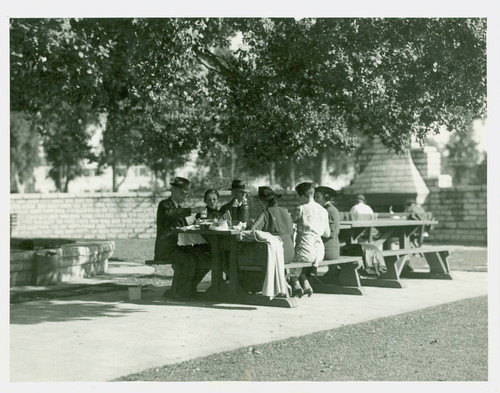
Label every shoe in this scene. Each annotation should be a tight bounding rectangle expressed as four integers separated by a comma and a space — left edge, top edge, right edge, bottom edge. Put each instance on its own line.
292, 287, 304, 298
171, 294, 192, 301
303, 287, 313, 297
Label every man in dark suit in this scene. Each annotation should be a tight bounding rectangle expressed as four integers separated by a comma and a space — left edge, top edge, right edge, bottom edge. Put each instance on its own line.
154, 176, 211, 300
219, 179, 248, 218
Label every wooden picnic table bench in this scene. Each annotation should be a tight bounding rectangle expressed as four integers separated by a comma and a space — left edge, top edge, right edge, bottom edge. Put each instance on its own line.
356, 244, 454, 289
238, 254, 365, 296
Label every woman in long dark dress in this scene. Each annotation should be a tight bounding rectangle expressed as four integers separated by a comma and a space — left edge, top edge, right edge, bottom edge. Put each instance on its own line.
314, 186, 340, 260
248, 186, 295, 263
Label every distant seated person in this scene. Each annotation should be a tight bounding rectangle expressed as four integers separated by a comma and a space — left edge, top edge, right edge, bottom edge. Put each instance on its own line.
153, 176, 211, 300
349, 194, 374, 220
405, 199, 426, 221
195, 188, 222, 220
405, 199, 429, 248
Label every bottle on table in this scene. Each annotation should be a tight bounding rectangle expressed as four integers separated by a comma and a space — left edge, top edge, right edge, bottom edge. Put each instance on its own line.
231, 199, 240, 224
239, 194, 249, 224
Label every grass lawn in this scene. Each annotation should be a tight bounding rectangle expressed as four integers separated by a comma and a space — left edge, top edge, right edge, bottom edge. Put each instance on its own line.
110, 238, 488, 272
115, 295, 487, 381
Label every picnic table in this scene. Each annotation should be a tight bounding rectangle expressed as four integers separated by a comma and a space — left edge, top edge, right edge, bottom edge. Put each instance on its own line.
147, 225, 363, 308
339, 218, 438, 250
172, 227, 300, 308
147, 217, 452, 306
338, 218, 453, 288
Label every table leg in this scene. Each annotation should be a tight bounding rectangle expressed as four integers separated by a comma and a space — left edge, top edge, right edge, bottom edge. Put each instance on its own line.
208, 235, 222, 296
228, 237, 239, 297
398, 227, 411, 250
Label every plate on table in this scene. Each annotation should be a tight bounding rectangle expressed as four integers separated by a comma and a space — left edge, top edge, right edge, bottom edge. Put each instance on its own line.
179, 225, 198, 231
208, 225, 230, 231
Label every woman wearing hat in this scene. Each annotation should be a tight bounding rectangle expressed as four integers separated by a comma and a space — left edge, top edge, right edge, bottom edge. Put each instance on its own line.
248, 186, 295, 263
314, 186, 341, 260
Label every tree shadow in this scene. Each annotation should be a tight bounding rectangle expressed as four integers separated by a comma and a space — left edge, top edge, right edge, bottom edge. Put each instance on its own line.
10, 298, 144, 325
10, 283, 257, 326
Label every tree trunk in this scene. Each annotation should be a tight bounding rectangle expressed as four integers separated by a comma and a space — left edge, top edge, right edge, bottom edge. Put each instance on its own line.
164, 159, 171, 189
56, 165, 64, 192
269, 161, 276, 185
317, 151, 328, 185
230, 147, 236, 179
288, 160, 296, 190
13, 172, 25, 194
63, 165, 70, 192
112, 162, 117, 192
115, 166, 129, 191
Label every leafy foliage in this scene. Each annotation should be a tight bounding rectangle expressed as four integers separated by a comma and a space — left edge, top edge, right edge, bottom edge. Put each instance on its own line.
10, 112, 41, 193
442, 126, 487, 185
10, 18, 486, 191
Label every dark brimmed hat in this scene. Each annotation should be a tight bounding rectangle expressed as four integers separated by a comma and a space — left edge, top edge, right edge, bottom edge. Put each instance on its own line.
254, 186, 281, 201
228, 179, 247, 190
170, 176, 191, 189
315, 186, 337, 199
295, 182, 315, 196
355, 194, 366, 202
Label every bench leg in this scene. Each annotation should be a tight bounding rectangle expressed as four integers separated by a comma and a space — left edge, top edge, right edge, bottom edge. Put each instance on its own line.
310, 264, 364, 295
401, 251, 453, 280
360, 255, 405, 288
379, 254, 408, 280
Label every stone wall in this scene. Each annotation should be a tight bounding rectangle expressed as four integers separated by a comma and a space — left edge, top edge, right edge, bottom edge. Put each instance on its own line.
422, 183, 487, 245
10, 185, 487, 245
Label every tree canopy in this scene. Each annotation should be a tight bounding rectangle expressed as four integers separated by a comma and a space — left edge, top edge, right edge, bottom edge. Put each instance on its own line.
10, 17, 487, 190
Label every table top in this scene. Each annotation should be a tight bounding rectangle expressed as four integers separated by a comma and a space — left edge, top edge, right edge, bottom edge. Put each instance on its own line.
174, 227, 242, 235
340, 219, 438, 228
174, 219, 437, 234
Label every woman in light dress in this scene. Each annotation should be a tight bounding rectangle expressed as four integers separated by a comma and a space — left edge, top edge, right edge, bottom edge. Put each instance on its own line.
290, 182, 330, 297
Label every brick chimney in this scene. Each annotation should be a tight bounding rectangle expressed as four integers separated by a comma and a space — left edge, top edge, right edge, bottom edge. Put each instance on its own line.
343, 137, 430, 212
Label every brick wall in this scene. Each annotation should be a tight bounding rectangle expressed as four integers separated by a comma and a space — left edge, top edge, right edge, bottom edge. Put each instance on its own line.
10, 185, 487, 245
422, 183, 487, 245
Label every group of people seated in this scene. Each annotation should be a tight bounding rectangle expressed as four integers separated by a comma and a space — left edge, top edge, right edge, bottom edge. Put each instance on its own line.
153, 175, 425, 301
153, 176, 344, 301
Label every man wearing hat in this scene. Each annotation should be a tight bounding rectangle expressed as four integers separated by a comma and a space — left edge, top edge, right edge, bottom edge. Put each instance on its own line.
314, 186, 341, 260
154, 176, 211, 300
219, 179, 248, 219
349, 194, 374, 221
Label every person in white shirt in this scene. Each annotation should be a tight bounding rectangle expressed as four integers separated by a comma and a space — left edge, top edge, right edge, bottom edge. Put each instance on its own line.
349, 194, 374, 220
290, 182, 330, 298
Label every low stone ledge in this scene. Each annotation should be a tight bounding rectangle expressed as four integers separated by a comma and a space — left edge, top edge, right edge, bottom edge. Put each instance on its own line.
10, 240, 115, 287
